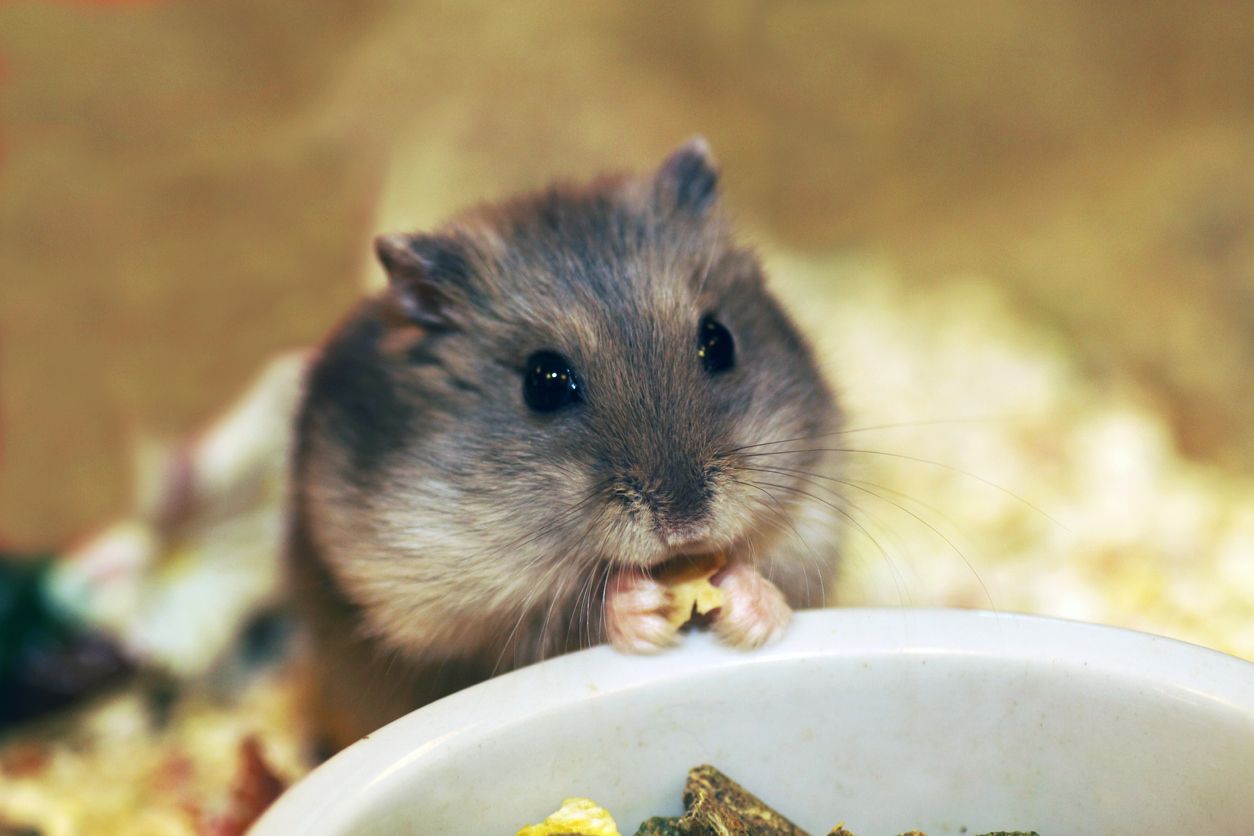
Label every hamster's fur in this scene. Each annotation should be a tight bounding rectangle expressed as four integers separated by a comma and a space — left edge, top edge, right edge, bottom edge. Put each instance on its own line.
289, 139, 842, 750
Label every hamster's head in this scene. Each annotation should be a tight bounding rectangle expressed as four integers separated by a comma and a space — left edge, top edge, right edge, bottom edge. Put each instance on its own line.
310, 139, 839, 641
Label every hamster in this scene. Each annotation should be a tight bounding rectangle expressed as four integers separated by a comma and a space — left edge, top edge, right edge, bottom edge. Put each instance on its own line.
288, 138, 843, 750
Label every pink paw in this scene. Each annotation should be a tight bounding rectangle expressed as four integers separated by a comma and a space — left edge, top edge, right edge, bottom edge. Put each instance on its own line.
604, 572, 678, 654
712, 562, 792, 649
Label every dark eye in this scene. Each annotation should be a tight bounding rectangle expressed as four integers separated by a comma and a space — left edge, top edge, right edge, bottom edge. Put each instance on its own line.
523, 351, 581, 412
697, 315, 735, 374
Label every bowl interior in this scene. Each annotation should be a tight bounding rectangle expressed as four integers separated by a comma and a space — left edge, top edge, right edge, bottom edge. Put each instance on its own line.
256, 610, 1254, 834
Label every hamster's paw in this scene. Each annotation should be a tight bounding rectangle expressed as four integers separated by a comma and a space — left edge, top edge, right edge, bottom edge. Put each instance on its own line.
605, 572, 678, 654
712, 562, 792, 649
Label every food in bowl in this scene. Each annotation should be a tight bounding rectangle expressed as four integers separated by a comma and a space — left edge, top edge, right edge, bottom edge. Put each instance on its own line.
517, 796, 621, 836
633, 764, 806, 834
521, 765, 1040, 836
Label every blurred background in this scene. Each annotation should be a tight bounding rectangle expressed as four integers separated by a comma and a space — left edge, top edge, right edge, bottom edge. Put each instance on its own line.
0, 2, 1252, 830
1, 1, 1251, 550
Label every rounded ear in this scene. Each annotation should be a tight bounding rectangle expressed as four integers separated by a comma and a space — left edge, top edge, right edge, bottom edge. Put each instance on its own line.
374, 233, 472, 329
654, 136, 719, 217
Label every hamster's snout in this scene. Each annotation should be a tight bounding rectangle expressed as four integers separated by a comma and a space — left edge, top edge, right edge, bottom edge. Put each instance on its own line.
612, 458, 719, 549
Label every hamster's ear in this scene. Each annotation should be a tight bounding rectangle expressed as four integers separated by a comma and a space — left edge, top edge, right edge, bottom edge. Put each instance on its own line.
654, 136, 719, 217
374, 233, 471, 328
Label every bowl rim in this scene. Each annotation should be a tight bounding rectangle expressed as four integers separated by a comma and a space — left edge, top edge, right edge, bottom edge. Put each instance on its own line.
254, 608, 1254, 834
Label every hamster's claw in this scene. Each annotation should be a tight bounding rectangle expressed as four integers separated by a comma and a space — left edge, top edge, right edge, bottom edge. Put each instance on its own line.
604, 572, 678, 654
712, 562, 792, 649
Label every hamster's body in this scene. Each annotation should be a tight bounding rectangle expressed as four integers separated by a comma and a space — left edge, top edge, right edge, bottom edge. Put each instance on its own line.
289, 140, 843, 750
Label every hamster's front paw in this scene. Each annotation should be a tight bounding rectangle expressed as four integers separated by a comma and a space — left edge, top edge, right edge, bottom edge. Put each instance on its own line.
711, 562, 792, 649
604, 572, 679, 654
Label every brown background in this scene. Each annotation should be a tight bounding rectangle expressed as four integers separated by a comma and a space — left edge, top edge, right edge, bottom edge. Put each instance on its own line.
1, 1, 1251, 550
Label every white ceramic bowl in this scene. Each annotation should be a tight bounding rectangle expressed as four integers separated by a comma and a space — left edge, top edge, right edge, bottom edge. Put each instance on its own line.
255, 609, 1254, 835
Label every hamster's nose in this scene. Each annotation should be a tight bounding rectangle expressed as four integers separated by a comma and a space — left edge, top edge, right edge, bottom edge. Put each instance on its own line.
650, 467, 711, 534
614, 460, 714, 540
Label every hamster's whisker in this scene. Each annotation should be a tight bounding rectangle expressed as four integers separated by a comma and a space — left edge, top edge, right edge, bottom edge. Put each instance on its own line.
728, 476, 811, 561
491, 559, 565, 676
493, 498, 609, 674
582, 563, 614, 653
562, 529, 608, 652
727, 476, 823, 604
380, 639, 406, 682
743, 464, 994, 612
562, 503, 615, 655
732, 476, 832, 609
534, 509, 607, 663
597, 563, 610, 651
835, 475, 995, 612
571, 568, 593, 653
738, 476, 910, 608
745, 535, 762, 582
536, 569, 573, 664
752, 464, 959, 540
739, 446, 1066, 532
839, 476, 958, 525
725, 416, 1023, 455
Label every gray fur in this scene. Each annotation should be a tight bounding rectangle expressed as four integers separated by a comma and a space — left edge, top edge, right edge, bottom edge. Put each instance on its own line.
289, 139, 843, 749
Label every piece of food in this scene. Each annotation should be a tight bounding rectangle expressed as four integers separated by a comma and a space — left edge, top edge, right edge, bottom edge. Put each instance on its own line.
524, 765, 1040, 836
517, 796, 621, 836
653, 553, 726, 630
634, 764, 807, 835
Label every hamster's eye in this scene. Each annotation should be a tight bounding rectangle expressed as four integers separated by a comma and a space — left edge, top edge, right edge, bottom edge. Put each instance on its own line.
523, 351, 581, 412
697, 315, 735, 374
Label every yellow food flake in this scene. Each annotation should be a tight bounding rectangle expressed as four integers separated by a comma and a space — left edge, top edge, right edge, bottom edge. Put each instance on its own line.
516, 796, 621, 836
655, 552, 727, 629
